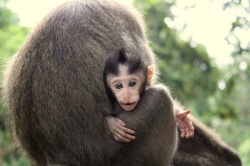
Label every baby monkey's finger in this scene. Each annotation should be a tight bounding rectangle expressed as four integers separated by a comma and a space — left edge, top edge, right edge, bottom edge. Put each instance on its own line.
180, 129, 186, 138
115, 131, 135, 142
123, 127, 135, 135
188, 122, 194, 131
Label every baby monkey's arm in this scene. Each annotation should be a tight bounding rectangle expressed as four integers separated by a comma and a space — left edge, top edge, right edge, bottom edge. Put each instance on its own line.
106, 109, 195, 142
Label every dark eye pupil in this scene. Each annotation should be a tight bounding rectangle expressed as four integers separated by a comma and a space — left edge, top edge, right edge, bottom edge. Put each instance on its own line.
129, 81, 136, 87
115, 83, 123, 89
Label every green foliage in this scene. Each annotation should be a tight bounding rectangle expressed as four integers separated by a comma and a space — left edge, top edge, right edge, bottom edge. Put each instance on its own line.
0, 25, 30, 60
0, 1, 19, 29
1, 148, 29, 166
224, 0, 250, 57
239, 138, 250, 165
0, 1, 30, 165
134, 0, 221, 117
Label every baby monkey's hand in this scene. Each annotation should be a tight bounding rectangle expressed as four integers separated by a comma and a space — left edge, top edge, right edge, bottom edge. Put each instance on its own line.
176, 110, 195, 138
105, 116, 136, 142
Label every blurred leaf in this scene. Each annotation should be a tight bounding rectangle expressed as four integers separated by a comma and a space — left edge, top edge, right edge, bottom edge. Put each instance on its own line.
0, 1, 30, 165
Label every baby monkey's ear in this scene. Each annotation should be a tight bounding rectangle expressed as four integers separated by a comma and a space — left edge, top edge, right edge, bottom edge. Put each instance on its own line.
147, 65, 154, 86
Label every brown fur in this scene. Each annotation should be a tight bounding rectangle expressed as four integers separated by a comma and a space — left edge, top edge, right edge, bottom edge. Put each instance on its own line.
2, 0, 176, 165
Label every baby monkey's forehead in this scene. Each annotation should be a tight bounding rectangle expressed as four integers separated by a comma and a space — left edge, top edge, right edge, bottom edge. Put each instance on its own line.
118, 64, 145, 78
109, 75, 142, 83
106, 65, 144, 84
118, 65, 129, 76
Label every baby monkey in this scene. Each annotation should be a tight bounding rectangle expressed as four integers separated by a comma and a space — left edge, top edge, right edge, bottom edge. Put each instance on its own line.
104, 48, 194, 142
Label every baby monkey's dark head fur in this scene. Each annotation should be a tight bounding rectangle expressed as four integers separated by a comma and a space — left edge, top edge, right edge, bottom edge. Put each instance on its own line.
103, 48, 148, 105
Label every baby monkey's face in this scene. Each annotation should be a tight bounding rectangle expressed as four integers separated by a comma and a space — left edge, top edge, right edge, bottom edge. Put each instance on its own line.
107, 65, 143, 111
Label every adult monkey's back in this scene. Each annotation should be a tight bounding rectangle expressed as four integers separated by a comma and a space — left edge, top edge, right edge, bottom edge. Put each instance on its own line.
2, 0, 177, 165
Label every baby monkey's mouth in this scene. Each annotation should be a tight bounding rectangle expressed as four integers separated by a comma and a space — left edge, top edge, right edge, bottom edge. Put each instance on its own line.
122, 102, 136, 106
119, 102, 138, 111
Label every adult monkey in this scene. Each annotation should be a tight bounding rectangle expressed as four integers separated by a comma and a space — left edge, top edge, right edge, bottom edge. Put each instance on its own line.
2, 0, 177, 165
2, 0, 242, 166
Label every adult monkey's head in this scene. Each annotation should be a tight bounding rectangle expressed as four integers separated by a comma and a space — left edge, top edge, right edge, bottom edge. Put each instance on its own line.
104, 48, 154, 111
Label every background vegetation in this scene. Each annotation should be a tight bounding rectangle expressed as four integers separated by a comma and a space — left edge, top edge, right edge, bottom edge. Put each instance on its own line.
0, 0, 249, 165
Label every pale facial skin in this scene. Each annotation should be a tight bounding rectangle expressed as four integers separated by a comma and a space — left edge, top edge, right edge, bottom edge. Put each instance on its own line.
105, 65, 194, 142
107, 65, 142, 111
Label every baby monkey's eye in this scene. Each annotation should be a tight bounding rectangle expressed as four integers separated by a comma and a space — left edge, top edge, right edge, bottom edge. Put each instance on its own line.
129, 81, 136, 87
115, 83, 123, 89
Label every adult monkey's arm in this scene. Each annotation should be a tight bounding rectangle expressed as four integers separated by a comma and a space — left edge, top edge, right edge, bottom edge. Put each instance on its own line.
116, 85, 177, 165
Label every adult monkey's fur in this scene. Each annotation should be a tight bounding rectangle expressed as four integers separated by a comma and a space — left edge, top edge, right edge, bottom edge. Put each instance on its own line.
2, 0, 242, 166
2, 0, 177, 165
173, 112, 242, 166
